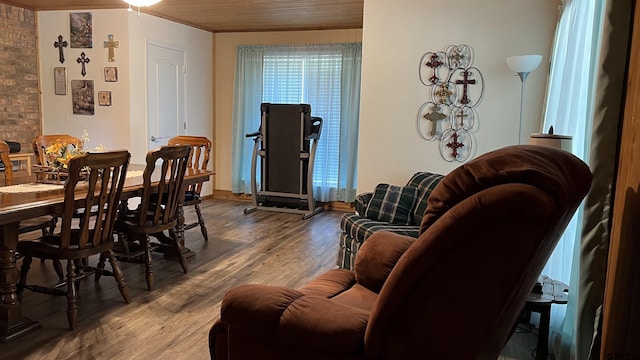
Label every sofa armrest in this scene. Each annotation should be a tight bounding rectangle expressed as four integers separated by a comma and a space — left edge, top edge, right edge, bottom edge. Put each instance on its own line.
354, 192, 373, 216
220, 284, 368, 354
354, 231, 416, 293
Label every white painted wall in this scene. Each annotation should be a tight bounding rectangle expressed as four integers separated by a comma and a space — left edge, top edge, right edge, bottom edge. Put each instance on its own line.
38, 10, 131, 153
357, 0, 559, 191
38, 9, 214, 195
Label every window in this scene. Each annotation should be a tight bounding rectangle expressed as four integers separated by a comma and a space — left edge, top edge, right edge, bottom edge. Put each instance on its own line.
231, 43, 362, 202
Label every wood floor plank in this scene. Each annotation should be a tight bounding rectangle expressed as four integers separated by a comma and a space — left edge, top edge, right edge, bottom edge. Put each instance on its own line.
0, 199, 537, 359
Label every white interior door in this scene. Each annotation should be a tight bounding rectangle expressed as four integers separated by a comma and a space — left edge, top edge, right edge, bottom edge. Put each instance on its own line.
147, 42, 186, 151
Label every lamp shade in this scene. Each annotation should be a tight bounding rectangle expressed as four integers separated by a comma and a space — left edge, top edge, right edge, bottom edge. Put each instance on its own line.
530, 133, 572, 152
507, 55, 543, 73
123, 0, 161, 6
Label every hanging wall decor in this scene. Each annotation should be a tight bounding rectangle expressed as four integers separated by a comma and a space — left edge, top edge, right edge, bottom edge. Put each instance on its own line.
54, 35, 68, 64
76, 52, 90, 77
417, 44, 484, 162
71, 80, 95, 115
70, 13, 93, 48
103, 34, 119, 62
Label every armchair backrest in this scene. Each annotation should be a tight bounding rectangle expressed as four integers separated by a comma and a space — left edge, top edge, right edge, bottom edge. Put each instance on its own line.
0, 141, 12, 183
167, 135, 211, 195
136, 145, 191, 228
59, 150, 130, 249
364, 145, 592, 360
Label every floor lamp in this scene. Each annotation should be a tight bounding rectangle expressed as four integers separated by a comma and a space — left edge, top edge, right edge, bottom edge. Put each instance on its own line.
507, 55, 543, 144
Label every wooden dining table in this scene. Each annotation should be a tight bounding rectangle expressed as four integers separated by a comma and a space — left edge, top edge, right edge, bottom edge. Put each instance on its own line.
0, 164, 213, 342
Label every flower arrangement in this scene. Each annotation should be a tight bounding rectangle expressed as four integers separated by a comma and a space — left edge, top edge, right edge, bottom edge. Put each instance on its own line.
44, 138, 85, 170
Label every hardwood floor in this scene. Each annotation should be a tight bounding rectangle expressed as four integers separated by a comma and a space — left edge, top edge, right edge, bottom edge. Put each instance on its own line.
0, 199, 539, 359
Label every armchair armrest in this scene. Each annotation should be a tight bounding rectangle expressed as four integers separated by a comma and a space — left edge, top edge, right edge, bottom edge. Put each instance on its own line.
221, 284, 368, 354
354, 192, 373, 216
354, 231, 416, 293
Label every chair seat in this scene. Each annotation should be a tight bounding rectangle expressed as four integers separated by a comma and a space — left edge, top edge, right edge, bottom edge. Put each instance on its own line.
115, 212, 177, 235
17, 231, 114, 260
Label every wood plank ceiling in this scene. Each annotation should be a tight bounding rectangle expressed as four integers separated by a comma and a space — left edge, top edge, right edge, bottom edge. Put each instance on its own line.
1, 0, 364, 32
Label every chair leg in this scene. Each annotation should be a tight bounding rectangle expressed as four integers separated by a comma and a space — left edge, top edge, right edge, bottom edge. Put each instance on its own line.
96, 252, 107, 282
17, 255, 33, 301
53, 260, 64, 280
66, 260, 78, 330
142, 235, 154, 291
169, 227, 189, 274
106, 250, 131, 303
194, 202, 208, 242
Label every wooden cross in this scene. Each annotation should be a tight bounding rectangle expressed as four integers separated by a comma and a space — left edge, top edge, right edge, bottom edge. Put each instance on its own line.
103, 34, 119, 62
446, 131, 464, 158
54, 35, 68, 64
425, 54, 444, 84
455, 70, 476, 105
423, 105, 447, 137
77, 52, 90, 77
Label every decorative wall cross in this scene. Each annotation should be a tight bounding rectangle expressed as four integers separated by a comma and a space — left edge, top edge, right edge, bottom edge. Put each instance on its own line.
54, 35, 68, 64
456, 70, 476, 105
418, 44, 484, 162
77, 52, 90, 77
103, 34, 119, 62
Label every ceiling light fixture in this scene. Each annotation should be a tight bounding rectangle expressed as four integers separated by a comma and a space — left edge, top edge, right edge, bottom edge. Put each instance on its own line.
123, 0, 162, 16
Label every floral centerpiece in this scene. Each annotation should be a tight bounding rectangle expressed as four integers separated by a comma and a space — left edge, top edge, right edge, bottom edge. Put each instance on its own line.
34, 130, 91, 184
44, 139, 84, 170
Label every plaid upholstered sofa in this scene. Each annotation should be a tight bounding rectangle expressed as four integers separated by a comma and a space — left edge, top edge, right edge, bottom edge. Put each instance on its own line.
337, 172, 444, 269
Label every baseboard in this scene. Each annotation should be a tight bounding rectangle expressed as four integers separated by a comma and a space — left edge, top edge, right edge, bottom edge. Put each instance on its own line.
209, 189, 354, 212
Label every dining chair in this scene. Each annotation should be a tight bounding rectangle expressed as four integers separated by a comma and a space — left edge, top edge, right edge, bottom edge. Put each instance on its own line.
168, 135, 212, 242
114, 145, 191, 291
32, 134, 83, 166
0, 140, 13, 183
3, 139, 60, 278
16, 150, 132, 330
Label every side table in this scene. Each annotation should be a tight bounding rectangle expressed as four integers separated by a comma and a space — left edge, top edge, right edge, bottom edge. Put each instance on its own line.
8, 153, 33, 176
524, 276, 569, 359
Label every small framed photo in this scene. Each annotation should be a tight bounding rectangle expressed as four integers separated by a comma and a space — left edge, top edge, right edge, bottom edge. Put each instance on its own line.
54, 67, 67, 95
104, 67, 118, 82
98, 91, 112, 106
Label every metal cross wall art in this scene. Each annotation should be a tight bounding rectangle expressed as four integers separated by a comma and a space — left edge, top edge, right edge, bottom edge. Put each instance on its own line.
417, 44, 484, 162
54, 35, 68, 64
77, 52, 90, 77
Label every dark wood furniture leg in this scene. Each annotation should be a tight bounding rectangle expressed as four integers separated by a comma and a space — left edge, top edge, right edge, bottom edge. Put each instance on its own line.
0, 222, 40, 342
526, 302, 551, 359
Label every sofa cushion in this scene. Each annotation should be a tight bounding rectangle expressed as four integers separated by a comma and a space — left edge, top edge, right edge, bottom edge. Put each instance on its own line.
405, 172, 445, 225
364, 184, 418, 225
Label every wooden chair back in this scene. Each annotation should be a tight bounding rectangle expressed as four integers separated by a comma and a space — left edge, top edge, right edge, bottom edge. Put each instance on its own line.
0, 141, 13, 183
59, 150, 130, 250
32, 134, 83, 166
136, 145, 191, 228
168, 136, 211, 195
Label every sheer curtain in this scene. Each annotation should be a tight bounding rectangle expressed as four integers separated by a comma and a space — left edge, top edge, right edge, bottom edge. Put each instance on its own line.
231, 43, 362, 202
541, 0, 605, 357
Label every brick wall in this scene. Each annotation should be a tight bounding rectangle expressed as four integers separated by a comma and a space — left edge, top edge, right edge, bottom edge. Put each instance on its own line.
0, 4, 41, 153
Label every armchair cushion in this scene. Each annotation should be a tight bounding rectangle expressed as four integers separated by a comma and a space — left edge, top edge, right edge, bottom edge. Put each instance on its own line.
354, 231, 416, 293
363, 184, 418, 225
221, 284, 369, 355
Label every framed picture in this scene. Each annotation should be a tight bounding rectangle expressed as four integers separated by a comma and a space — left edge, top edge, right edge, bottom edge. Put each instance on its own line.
54, 67, 67, 95
104, 67, 118, 82
98, 91, 112, 106
70, 13, 93, 48
71, 80, 95, 115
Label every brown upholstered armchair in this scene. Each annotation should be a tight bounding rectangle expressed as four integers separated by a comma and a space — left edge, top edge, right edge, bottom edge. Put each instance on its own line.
209, 145, 592, 360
